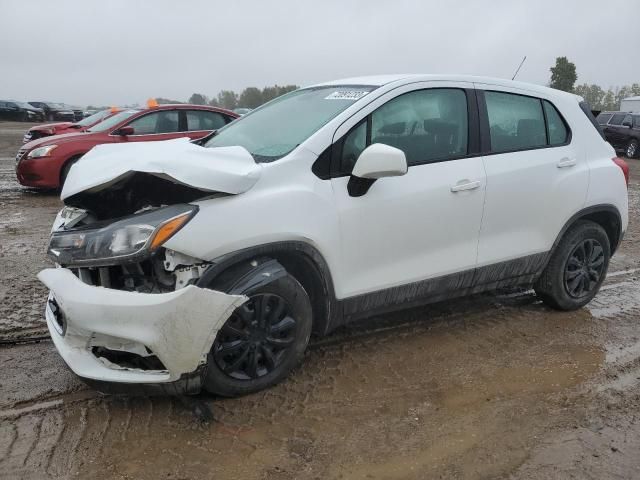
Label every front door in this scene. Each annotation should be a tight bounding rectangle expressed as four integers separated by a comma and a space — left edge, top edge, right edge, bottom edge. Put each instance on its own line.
330, 86, 486, 301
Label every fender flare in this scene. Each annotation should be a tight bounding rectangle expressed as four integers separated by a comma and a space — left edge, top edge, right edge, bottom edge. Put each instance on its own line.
548, 204, 623, 260
196, 241, 341, 335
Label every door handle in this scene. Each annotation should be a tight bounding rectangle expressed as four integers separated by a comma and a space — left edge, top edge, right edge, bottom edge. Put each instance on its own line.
557, 158, 577, 168
450, 180, 481, 192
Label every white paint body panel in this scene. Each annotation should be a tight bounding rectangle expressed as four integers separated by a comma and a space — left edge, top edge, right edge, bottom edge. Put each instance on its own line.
61, 137, 261, 199
39, 268, 246, 382
332, 157, 485, 297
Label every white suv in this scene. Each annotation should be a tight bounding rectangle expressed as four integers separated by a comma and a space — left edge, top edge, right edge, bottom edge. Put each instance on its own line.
40, 75, 629, 397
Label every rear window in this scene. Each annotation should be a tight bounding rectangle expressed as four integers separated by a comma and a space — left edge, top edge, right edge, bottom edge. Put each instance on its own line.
596, 113, 612, 125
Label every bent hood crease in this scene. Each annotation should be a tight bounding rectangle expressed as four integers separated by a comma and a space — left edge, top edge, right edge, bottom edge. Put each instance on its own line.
61, 137, 261, 200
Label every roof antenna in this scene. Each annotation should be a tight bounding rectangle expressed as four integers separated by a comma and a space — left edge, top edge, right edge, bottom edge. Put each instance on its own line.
511, 56, 527, 81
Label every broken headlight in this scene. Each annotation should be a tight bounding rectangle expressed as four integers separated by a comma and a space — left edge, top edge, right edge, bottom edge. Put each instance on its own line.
47, 204, 198, 266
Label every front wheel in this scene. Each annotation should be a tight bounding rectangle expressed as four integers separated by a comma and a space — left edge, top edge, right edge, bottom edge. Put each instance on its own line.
204, 273, 312, 397
535, 220, 610, 310
59, 156, 82, 189
626, 139, 638, 159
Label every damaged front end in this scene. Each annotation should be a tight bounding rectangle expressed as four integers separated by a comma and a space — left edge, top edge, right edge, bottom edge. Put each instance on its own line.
41, 201, 246, 395
39, 139, 266, 395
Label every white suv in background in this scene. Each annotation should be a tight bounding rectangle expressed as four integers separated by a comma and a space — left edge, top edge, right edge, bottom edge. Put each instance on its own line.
40, 75, 629, 397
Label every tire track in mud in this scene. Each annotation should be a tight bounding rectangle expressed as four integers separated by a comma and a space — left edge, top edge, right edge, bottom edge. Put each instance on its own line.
2, 276, 639, 480
2, 277, 640, 478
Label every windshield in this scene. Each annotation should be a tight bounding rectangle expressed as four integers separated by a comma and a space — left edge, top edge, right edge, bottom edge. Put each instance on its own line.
47, 103, 67, 110
205, 86, 376, 162
75, 109, 113, 127
87, 110, 140, 132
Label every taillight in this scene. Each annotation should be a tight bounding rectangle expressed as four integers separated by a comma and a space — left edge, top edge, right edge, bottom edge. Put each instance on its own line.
612, 157, 630, 187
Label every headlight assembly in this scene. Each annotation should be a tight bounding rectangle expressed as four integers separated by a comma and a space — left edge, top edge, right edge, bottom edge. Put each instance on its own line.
27, 145, 58, 159
47, 204, 198, 266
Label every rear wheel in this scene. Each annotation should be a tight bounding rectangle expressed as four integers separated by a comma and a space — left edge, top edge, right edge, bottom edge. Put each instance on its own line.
626, 139, 638, 159
204, 273, 312, 397
535, 220, 610, 310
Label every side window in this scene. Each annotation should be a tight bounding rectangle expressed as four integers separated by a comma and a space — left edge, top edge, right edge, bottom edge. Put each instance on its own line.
596, 113, 612, 125
371, 89, 468, 166
609, 113, 626, 126
126, 110, 179, 134
634, 116, 640, 128
186, 110, 227, 131
622, 114, 632, 126
485, 91, 546, 152
543, 101, 569, 145
339, 89, 468, 172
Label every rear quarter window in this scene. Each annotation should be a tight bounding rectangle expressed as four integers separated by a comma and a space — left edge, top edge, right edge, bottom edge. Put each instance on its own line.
579, 101, 606, 140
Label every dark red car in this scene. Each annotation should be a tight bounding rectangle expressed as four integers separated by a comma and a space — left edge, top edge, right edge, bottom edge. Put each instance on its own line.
16, 104, 238, 189
22, 108, 123, 144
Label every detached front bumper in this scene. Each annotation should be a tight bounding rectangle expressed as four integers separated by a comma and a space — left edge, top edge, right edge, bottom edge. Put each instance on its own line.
38, 268, 246, 393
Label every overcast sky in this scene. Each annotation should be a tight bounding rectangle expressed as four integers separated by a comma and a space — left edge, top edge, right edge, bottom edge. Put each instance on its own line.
1, 0, 638, 106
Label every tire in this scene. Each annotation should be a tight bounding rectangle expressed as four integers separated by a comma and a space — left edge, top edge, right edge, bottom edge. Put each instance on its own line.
626, 139, 638, 159
204, 273, 312, 397
534, 220, 610, 311
59, 156, 81, 188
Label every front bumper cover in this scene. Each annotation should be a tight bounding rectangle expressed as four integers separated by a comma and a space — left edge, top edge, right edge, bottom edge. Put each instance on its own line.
38, 268, 247, 389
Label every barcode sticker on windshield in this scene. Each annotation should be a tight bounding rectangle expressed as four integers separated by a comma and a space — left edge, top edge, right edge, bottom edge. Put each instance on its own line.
324, 91, 369, 101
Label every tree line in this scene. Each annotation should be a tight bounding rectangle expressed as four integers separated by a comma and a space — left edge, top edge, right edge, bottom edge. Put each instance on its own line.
185, 84, 299, 110
549, 56, 639, 111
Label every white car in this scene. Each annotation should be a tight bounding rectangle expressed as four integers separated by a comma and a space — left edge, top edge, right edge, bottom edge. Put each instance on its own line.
40, 75, 629, 397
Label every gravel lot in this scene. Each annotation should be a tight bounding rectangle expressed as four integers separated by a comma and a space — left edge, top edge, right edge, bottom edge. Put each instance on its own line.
1, 121, 639, 479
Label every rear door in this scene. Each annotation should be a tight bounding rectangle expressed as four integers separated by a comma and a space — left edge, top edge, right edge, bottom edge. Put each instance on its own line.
475, 86, 588, 278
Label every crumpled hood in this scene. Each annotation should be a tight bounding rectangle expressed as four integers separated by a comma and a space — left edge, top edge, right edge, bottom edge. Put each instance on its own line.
61, 137, 261, 200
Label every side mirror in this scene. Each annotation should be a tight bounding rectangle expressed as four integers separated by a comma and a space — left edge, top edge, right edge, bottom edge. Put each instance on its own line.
116, 126, 134, 136
622, 121, 632, 128
348, 143, 408, 197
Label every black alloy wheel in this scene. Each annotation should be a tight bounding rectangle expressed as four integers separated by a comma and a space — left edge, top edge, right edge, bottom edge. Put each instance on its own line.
563, 238, 605, 298
212, 293, 297, 380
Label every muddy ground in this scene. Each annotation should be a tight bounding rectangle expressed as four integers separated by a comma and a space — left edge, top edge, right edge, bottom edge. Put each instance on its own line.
1, 120, 639, 479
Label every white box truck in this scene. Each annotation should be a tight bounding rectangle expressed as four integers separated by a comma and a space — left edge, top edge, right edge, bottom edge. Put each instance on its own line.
621, 96, 640, 112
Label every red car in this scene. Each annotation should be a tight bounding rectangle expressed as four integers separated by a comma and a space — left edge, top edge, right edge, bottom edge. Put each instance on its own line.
16, 104, 238, 189
22, 108, 122, 144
